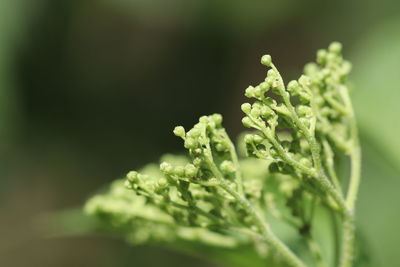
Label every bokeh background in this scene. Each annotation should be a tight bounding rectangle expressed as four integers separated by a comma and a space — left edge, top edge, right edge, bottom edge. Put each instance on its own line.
1, 0, 400, 266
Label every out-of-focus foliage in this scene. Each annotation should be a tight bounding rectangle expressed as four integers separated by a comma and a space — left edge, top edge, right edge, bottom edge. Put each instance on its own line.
350, 18, 400, 267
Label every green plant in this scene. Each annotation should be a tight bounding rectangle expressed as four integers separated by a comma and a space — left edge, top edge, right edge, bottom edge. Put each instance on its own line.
85, 42, 360, 267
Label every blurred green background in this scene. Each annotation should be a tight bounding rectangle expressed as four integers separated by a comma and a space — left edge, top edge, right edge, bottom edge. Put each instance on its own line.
1, 0, 399, 266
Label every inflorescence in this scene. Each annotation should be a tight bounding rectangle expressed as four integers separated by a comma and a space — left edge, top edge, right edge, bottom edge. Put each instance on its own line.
85, 43, 361, 267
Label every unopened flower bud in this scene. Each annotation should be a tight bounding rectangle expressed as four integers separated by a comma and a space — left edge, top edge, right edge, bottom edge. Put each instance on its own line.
242, 117, 253, 128
220, 160, 235, 174
160, 162, 173, 175
245, 86, 255, 98
261, 55, 272, 66
241, 103, 251, 114
173, 126, 185, 138
185, 164, 198, 177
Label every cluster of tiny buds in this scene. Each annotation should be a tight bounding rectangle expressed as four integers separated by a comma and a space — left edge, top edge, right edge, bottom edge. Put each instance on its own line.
160, 161, 198, 178
173, 114, 225, 151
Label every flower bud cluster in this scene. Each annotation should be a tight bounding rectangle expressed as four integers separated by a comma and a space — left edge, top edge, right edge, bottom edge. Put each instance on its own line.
122, 114, 266, 231
304, 42, 353, 152
241, 42, 353, 181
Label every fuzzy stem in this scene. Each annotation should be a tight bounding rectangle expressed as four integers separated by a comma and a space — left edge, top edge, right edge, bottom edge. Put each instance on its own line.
219, 181, 307, 267
203, 146, 306, 267
338, 85, 361, 267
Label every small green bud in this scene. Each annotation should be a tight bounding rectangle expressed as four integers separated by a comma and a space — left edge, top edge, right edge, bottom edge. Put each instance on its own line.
261, 105, 274, 118
211, 113, 223, 125
127, 171, 138, 182
245, 86, 255, 98
328, 42, 342, 54
193, 148, 203, 155
260, 82, 270, 92
193, 157, 203, 167
185, 164, 198, 177
317, 49, 327, 64
287, 80, 299, 92
215, 143, 227, 152
241, 103, 251, 114
173, 126, 185, 138
174, 166, 185, 176
220, 160, 235, 174
187, 128, 201, 138
157, 178, 168, 187
297, 105, 312, 117
261, 55, 272, 66
244, 134, 253, 143
254, 86, 262, 98
250, 107, 261, 118
124, 180, 132, 189
267, 69, 276, 78
299, 75, 310, 87
253, 134, 263, 144
184, 138, 197, 149
199, 116, 209, 124
242, 117, 253, 128
160, 162, 173, 175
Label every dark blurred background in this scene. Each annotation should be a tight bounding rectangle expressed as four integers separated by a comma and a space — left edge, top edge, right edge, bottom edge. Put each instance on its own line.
1, 0, 400, 266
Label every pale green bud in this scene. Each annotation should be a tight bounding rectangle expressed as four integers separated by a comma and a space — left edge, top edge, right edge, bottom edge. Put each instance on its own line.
199, 116, 209, 124
261, 55, 272, 66
297, 105, 312, 117
328, 42, 342, 54
157, 178, 168, 187
245, 86, 255, 98
127, 171, 138, 182
253, 134, 263, 144
124, 180, 132, 189
299, 75, 310, 87
187, 128, 200, 138
173, 126, 185, 138
220, 160, 235, 174
174, 166, 185, 176
244, 134, 253, 143
261, 105, 274, 118
211, 113, 223, 125
241, 103, 251, 114
253, 86, 262, 98
185, 164, 198, 177
242, 117, 253, 128
160, 162, 173, 175
193, 157, 203, 167
215, 143, 227, 152
250, 107, 261, 118
184, 138, 197, 149
260, 82, 270, 92
267, 69, 276, 78
317, 49, 327, 64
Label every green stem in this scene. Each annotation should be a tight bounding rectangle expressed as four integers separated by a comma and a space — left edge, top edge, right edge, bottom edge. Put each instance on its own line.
338, 85, 361, 267
221, 129, 244, 194
203, 147, 306, 267
271, 63, 346, 211
220, 181, 307, 267
322, 138, 343, 196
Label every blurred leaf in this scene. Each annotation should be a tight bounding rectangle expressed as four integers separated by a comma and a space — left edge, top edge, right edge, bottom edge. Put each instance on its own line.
356, 141, 400, 266
351, 18, 400, 171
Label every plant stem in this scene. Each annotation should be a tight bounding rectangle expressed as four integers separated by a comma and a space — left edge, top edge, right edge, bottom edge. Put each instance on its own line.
220, 181, 307, 267
338, 85, 361, 267
203, 146, 306, 267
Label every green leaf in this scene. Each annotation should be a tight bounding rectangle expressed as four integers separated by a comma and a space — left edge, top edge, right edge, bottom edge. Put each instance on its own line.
351, 18, 400, 171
